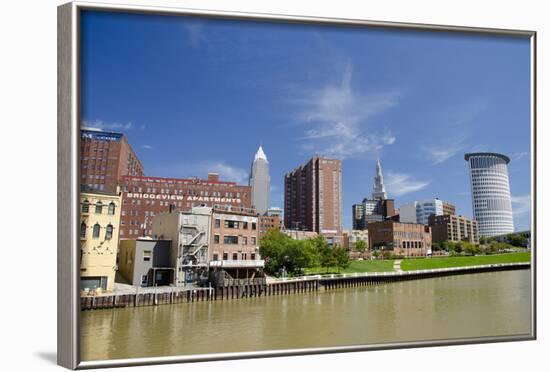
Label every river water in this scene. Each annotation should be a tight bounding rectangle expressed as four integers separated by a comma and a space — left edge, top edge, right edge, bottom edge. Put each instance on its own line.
80, 270, 532, 361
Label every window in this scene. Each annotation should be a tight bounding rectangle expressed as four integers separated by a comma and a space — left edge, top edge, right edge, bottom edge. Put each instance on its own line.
251, 222, 257, 230
108, 202, 116, 215
251, 253, 256, 260
214, 235, 220, 244
223, 252, 228, 260
241, 253, 247, 260
80, 222, 86, 238
224, 220, 239, 229
213, 253, 219, 261
232, 253, 238, 260
224, 236, 238, 244
243, 221, 248, 229
95, 201, 103, 214
82, 200, 90, 213
215, 219, 221, 228
242, 236, 247, 245
251, 237, 257, 245
105, 224, 113, 240
92, 223, 100, 238
143, 250, 151, 262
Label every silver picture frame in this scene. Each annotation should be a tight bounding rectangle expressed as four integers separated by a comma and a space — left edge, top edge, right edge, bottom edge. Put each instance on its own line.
57, 1, 537, 369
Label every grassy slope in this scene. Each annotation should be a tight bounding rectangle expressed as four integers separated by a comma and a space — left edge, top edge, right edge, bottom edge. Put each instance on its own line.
400, 252, 531, 271
305, 259, 395, 275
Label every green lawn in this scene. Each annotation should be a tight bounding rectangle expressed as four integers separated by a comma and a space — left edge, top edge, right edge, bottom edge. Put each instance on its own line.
304, 259, 395, 275
400, 252, 531, 271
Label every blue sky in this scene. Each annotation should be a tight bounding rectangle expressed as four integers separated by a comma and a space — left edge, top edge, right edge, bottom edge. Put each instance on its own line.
80, 11, 532, 231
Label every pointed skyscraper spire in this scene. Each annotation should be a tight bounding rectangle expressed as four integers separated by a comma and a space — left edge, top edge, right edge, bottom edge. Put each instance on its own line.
249, 146, 270, 215
372, 159, 388, 200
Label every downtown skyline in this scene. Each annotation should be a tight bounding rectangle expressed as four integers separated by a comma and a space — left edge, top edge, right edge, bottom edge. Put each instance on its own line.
80, 11, 532, 231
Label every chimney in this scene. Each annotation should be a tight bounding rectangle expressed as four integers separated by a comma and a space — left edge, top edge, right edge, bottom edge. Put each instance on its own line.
207, 173, 219, 182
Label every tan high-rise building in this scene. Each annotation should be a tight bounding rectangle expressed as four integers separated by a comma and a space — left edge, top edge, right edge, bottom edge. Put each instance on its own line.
284, 156, 342, 245
80, 189, 122, 292
429, 214, 479, 244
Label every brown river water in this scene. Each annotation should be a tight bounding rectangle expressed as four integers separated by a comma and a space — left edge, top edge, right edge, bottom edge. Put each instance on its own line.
80, 269, 532, 361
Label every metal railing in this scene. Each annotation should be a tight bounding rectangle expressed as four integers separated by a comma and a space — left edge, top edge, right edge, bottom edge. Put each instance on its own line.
271, 262, 530, 282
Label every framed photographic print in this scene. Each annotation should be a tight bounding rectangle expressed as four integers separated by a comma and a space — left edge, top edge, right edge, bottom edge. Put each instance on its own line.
57, 1, 536, 369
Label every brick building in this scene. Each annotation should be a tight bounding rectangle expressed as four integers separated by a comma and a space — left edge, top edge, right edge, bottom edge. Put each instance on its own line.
209, 207, 264, 278
120, 173, 252, 239
368, 220, 432, 257
284, 156, 343, 245
429, 214, 479, 244
258, 214, 281, 239
80, 128, 144, 193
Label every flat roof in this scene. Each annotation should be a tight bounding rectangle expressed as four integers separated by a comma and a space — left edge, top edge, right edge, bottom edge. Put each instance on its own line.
464, 152, 511, 163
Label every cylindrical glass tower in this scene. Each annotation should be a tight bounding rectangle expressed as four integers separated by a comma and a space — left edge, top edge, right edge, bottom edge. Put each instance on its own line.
465, 152, 514, 237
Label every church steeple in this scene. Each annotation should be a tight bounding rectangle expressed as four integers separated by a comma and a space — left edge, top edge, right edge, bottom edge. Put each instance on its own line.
372, 159, 388, 200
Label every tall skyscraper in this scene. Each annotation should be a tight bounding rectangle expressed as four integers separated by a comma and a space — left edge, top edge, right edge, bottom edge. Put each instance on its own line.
372, 160, 388, 200
284, 156, 342, 244
352, 160, 395, 229
465, 152, 514, 237
249, 146, 270, 215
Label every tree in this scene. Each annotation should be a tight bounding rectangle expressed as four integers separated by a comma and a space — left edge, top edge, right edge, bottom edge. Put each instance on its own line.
319, 246, 338, 273
353, 240, 368, 253
333, 247, 350, 272
507, 234, 528, 248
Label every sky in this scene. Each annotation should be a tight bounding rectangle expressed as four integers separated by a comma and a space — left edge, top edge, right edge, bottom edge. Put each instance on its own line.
80, 11, 532, 231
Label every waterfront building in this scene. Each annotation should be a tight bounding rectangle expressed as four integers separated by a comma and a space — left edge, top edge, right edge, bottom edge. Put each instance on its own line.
429, 214, 479, 244
118, 238, 174, 287
284, 156, 343, 245
352, 160, 396, 229
209, 207, 264, 279
342, 229, 369, 250
80, 128, 144, 193
80, 189, 122, 292
152, 206, 212, 286
400, 199, 456, 225
120, 173, 252, 239
465, 152, 514, 237
282, 229, 319, 240
368, 220, 432, 257
249, 146, 270, 215
258, 214, 281, 239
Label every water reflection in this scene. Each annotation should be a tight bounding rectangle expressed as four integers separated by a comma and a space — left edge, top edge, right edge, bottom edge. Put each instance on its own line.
81, 270, 531, 361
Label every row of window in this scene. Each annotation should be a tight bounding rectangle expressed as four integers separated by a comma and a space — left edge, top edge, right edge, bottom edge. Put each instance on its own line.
212, 252, 257, 261
214, 219, 257, 230
82, 200, 117, 215
213, 235, 257, 245
81, 222, 114, 240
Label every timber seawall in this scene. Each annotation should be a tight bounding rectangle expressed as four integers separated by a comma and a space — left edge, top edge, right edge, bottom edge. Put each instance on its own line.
81, 262, 530, 310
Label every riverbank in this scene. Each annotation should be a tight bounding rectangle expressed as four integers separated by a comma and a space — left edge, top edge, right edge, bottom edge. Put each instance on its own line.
81, 261, 530, 310
401, 252, 530, 271
302, 251, 530, 275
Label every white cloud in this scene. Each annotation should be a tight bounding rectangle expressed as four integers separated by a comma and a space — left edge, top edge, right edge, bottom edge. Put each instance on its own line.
511, 194, 531, 216
385, 171, 430, 197
423, 98, 488, 165
82, 119, 132, 132
427, 141, 466, 165
203, 161, 249, 185
141, 145, 153, 150
156, 161, 249, 185
291, 62, 399, 159
512, 151, 529, 161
